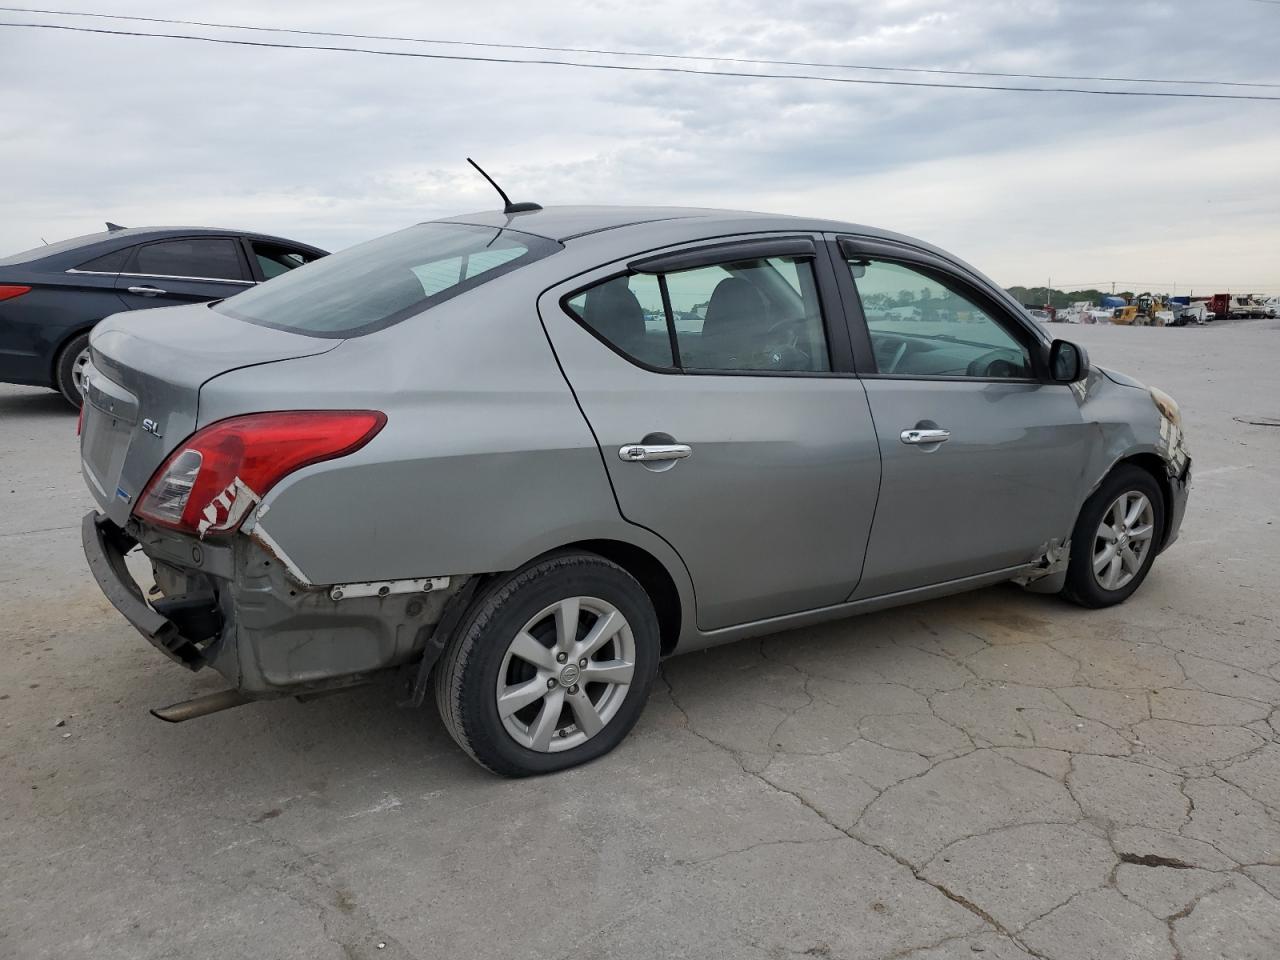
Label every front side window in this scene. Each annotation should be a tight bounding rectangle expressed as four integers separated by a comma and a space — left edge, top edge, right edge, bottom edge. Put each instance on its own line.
251, 241, 322, 280
567, 254, 829, 374
848, 259, 1032, 379
217, 223, 560, 337
131, 238, 248, 282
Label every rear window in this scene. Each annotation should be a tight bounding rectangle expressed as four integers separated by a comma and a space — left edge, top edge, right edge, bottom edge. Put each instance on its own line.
0, 231, 116, 266
215, 223, 560, 337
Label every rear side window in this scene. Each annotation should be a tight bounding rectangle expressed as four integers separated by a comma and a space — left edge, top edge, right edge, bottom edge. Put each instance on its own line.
566, 255, 830, 373
565, 275, 674, 368
216, 223, 560, 337
131, 238, 248, 282
76, 247, 131, 273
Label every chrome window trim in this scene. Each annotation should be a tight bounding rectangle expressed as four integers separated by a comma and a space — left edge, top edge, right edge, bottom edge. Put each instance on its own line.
64, 268, 254, 285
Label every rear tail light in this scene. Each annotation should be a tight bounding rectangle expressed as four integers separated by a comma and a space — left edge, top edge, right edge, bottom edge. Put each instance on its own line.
0, 285, 32, 302
135, 410, 386, 536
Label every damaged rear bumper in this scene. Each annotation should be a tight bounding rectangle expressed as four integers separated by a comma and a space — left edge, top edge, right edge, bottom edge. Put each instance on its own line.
82, 512, 213, 668
81, 511, 464, 698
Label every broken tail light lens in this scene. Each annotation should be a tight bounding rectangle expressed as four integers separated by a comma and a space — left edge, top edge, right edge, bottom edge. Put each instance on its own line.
135, 410, 387, 536
0, 285, 32, 302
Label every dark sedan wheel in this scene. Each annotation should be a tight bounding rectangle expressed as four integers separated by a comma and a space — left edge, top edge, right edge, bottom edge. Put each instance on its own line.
54, 332, 91, 408
434, 553, 660, 777
1062, 465, 1165, 608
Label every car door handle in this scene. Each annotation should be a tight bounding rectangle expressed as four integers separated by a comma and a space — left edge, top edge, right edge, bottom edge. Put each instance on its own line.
127, 285, 167, 297
900, 428, 951, 445
618, 443, 692, 462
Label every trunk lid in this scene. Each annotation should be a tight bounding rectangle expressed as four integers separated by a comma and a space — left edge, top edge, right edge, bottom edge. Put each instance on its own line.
80, 302, 340, 524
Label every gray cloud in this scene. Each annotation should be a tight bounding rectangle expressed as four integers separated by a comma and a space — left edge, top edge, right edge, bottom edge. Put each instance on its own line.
0, 0, 1276, 288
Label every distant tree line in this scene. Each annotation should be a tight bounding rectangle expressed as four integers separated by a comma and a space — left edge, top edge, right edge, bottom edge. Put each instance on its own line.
1005, 286, 1135, 308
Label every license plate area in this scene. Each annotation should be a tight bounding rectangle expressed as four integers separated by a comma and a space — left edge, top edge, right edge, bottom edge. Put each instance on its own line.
80, 363, 138, 505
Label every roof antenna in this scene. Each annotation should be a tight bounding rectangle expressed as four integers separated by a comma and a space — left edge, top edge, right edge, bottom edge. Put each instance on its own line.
105, 221, 126, 232
466, 158, 541, 214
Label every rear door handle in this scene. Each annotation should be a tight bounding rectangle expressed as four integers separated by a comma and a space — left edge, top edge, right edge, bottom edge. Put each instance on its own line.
900, 428, 951, 445
127, 285, 167, 297
618, 443, 692, 462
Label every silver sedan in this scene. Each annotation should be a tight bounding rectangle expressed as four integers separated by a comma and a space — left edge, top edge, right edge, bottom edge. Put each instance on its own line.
79, 205, 1190, 775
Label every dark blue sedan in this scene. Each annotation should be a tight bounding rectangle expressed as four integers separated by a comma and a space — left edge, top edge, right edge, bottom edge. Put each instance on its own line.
0, 225, 327, 405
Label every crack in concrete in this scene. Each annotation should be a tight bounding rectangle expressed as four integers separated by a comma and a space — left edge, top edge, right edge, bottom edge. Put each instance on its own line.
660, 667, 1056, 960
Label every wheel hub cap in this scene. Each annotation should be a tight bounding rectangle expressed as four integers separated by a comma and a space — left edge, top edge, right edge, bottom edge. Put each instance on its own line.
495, 596, 637, 753
1092, 490, 1155, 592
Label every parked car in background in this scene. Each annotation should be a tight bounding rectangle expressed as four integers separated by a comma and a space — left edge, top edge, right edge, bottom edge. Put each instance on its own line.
0, 225, 327, 405
78, 205, 1191, 776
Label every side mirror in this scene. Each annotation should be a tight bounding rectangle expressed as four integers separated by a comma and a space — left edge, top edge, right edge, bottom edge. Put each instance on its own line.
1049, 339, 1089, 383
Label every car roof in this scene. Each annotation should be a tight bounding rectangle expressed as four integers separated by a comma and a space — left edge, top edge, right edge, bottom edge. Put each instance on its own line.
0, 226, 326, 267
438, 205, 878, 242
436, 205, 1039, 342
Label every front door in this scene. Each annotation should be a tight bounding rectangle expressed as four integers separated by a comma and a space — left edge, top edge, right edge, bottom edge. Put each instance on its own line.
832, 238, 1090, 598
114, 236, 254, 310
539, 236, 882, 631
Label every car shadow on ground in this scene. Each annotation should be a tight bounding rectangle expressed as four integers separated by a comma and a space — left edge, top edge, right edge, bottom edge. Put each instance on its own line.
0, 387, 73, 420
120, 582, 1063, 797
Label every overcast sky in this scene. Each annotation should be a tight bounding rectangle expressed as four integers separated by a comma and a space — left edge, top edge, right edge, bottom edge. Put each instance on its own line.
1, 1, 1277, 292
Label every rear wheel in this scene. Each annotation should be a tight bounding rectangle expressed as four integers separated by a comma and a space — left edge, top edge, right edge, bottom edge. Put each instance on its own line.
54, 332, 92, 408
434, 553, 660, 776
1062, 465, 1165, 608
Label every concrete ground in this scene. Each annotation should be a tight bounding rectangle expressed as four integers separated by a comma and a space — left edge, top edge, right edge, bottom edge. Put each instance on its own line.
1, 318, 1278, 960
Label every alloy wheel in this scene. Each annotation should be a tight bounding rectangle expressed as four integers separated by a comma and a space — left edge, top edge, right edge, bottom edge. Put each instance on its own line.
1092, 491, 1155, 591
495, 596, 636, 753
70, 346, 91, 402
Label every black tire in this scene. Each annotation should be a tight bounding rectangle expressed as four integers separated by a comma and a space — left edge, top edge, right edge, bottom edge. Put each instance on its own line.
434, 552, 660, 777
1062, 465, 1165, 609
54, 331, 91, 408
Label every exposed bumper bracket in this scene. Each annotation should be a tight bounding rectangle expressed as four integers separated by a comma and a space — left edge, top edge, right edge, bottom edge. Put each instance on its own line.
81, 512, 212, 670
398, 575, 480, 709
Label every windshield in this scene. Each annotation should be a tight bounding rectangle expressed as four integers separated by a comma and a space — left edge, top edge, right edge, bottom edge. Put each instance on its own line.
215, 222, 560, 337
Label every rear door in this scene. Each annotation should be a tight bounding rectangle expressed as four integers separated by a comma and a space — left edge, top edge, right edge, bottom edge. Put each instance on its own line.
831, 235, 1090, 598
538, 235, 882, 631
114, 236, 253, 309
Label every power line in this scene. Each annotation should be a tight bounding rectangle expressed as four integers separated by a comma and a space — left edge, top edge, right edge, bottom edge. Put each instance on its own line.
4, 20, 1280, 101
3, 5, 1278, 90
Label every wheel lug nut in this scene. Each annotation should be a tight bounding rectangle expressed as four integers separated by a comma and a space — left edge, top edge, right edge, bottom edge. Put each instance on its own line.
568, 684, 579, 695
578, 658, 587, 668
556, 652, 568, 663
547, 678, 556, 689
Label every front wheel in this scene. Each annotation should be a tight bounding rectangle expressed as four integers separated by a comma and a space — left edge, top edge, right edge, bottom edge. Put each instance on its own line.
434, 553, 660, 776
1061, 465, 1165, 608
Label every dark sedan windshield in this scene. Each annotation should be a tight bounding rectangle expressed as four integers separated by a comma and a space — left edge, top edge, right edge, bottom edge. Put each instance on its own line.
215, 222, 561, 337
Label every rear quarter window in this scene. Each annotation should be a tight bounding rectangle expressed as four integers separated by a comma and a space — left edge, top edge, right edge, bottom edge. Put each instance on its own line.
216, 223, 560, 337
76, 247, 132, 273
